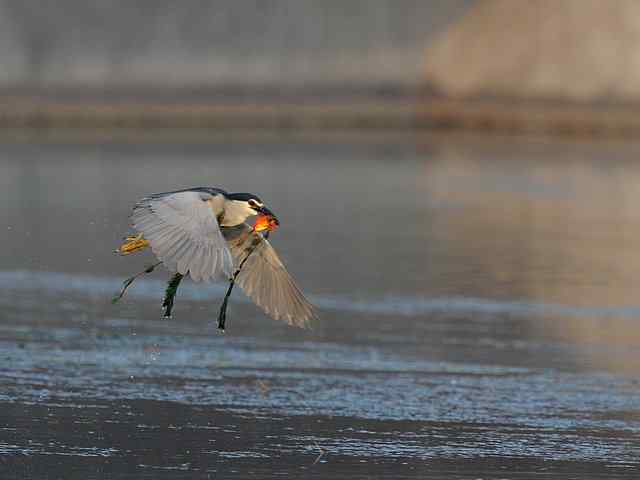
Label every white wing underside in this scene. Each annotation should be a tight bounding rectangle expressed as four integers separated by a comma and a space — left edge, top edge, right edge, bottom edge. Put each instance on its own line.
131, 190, 234, 282
223, 224, 317, 328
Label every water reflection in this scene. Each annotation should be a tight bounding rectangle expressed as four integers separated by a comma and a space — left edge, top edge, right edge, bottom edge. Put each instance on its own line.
418, 138, 640, 371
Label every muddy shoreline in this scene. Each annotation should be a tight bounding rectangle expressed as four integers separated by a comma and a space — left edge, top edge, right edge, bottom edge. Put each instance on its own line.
0, 89, 639, 136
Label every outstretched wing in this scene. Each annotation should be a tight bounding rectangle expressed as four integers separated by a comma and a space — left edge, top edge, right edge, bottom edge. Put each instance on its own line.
131, 189, 234, 282
223, 224, 317, 328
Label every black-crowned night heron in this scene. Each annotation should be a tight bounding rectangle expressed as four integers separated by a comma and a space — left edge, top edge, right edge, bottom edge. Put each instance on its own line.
115, 187, 316, 329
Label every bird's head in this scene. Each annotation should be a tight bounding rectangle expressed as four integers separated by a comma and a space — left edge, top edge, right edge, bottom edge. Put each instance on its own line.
224, 192, 278, 226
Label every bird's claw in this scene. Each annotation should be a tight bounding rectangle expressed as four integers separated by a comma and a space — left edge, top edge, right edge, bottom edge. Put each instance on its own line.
115, 234, 149, 255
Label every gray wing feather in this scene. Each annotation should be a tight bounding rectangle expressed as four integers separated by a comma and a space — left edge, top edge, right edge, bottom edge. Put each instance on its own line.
131, 190, 234, 282
223, 224, 317, 328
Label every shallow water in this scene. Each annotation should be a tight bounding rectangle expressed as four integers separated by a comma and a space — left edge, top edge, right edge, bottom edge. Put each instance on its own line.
1, 134, 640, 478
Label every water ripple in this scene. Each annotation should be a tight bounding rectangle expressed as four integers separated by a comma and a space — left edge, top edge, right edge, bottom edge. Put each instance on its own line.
2, 269, 640, 320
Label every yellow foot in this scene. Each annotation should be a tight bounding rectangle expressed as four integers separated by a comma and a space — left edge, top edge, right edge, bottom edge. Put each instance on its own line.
115, 234, 150, 255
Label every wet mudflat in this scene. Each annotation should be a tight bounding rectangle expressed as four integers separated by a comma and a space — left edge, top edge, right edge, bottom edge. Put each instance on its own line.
1, 133, 640, 478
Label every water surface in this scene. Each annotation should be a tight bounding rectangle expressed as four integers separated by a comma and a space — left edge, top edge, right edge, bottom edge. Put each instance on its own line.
1, 133, 640, 478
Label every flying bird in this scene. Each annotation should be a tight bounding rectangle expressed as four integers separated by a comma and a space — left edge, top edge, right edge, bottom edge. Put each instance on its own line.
114, 187, 316, 329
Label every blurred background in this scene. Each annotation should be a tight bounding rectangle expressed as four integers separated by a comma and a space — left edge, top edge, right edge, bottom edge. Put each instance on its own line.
0, 0, 468, 89
2, 0, 640, 133
2, 1, 640, 479
0, 0, 639, 133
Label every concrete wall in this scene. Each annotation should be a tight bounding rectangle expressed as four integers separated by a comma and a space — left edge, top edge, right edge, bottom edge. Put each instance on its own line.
0, 0, 472, 89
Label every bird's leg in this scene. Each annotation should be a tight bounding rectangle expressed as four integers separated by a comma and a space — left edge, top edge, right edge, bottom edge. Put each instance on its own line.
218, 268, 244, 331
162, 272, 184, 318
217, 282, 233, 331
112, 261, 162, 304
218, 261, 252, 330
217, 232, 268, 331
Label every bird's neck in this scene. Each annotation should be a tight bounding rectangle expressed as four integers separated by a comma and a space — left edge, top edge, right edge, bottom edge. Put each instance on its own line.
220, 200, 255, 227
